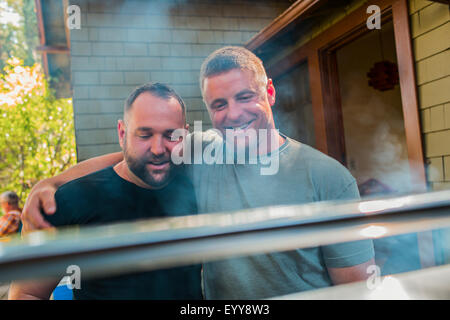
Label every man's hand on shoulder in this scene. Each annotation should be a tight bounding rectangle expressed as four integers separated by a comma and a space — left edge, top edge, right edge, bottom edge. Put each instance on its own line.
21, 180, 58, 232
21, 152, 125, 233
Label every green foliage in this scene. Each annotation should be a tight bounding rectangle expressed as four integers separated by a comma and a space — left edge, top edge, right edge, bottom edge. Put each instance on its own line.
0, 58, 76, 204
0, 0, 39, 71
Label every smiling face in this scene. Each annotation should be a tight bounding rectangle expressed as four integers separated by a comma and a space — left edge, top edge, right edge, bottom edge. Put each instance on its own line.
118, 92, 186, 189
203, 68, 277, 150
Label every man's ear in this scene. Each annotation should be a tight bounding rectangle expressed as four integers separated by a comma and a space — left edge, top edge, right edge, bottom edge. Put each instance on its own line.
267, 79, 276, 107
118, 119, 126, 149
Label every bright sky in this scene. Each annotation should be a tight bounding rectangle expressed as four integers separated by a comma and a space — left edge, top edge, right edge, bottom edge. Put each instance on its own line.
0, 1, 22, 26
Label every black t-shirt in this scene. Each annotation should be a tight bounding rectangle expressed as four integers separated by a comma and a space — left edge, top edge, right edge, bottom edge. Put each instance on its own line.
45, 166, 202, 300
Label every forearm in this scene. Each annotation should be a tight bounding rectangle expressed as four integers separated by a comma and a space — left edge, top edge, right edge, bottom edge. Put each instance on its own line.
47, 152, 123, 187
9, 279, 58, 300
8, 289, 43, 300
21, 152, 124, 230
328, 258, 375, 285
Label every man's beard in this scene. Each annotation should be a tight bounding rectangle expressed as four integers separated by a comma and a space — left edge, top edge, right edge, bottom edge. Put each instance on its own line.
123, 140, 173, 189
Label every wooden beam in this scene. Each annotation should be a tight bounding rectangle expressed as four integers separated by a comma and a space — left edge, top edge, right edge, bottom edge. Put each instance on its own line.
267, 46, 308, 79
392, 0, 427, 191
304, 0, 394, 52
36, 45, 70, 54
426, 0, 449, 4
62, 0, 71, 49
393, 0, 436, 267
246, 0, 321, 51
320, 50, 347, 165
268, 0, 395, 78
34, 0, 49, 76
34, 0, 46, 46
308, 52, 328, 155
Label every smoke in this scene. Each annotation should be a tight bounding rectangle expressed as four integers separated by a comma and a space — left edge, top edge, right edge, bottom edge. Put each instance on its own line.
337, 64, 414, 195
368, 121, 413, 194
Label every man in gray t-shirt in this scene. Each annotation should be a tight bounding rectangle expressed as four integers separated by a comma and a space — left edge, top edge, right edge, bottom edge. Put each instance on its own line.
186, 46, 373, 299
186, 130, 374, 299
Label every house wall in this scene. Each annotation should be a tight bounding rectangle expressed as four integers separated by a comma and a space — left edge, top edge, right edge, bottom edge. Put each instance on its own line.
68, 0, 291, 161
411, 0, 450, 191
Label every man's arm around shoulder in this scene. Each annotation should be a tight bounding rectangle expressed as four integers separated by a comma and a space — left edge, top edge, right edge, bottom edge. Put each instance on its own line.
22, 152, 123, 232
9, 279, 60, 300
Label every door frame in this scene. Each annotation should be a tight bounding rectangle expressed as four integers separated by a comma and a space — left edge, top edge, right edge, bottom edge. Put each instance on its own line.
267, 0, 426, 192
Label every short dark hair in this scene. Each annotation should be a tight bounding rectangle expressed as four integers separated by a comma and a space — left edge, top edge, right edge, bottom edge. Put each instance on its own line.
124, 82, 186, 123
0, 191, 19, 206
199, 46, 268, 94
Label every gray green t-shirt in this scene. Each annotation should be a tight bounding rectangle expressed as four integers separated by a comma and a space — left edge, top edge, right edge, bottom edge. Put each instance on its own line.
185, 130, 374, 299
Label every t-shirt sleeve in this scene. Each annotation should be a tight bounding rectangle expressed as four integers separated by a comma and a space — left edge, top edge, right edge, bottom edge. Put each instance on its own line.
321, 180, 375, 268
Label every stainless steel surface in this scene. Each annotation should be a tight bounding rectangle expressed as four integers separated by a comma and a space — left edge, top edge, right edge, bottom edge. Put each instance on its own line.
272, 264, 450, 300
0, 189, 450, 282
